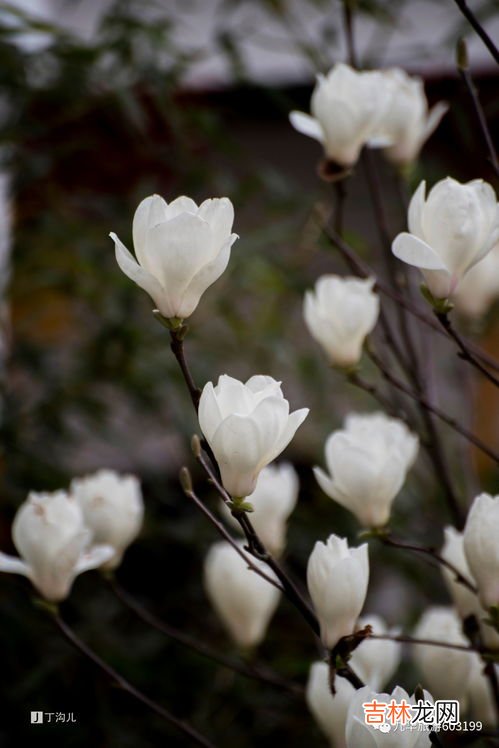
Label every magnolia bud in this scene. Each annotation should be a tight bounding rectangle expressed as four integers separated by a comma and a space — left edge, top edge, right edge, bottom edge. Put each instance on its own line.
303, 275, 379, 369
413, 606, 471, 702
289, 63, 390, 167
463, 493, 499, 609
198, 374, 308, 498
351, 615, 401, 690
346, 685, 433, 747
111, 195, 238, 321
70, 469, 144, 570
314, 412, 418, 527
392, 178, 499, 300
203, 541, 281, 648
307, 534, 369, 649
221, 462, 299, 556
306, 661, 354, 748
0, 491, 114, 601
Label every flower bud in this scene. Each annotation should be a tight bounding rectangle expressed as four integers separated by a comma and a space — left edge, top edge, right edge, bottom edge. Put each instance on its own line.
392, 178, 499, 300
371, 68, 448, 165
111, 195, 238, 321
413, 606, 471, 702
289, 63, 390, 167
221, 462, 299, 556
70, 469, 143, 570
198, 374, 308, 498
303, 275, 380, 369
306, 661, 354, 748
307, 534, 369, 649
351, 615, 401, 690
463, 493, 499, 609
0, 491, 114, 601
346, 685, 433, 747
203, 541, 281, 648
314, 412, 418, 527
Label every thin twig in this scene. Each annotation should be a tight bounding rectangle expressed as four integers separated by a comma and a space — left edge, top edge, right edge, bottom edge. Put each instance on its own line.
375, 533, 478, 595
170, 328, 201, 411
51, 611, 216, 748
459, 65, 499, 177
107, 577, 302, 695
436, 311, 499, 390
453, 0, 499, 65
368, 632, 479, 654
367, 348, 499, 468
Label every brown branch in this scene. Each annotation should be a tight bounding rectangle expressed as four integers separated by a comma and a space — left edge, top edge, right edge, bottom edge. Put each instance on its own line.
107, 577, 302, 696
170, 327, 201, 411
51, 611, 216, 748
458, 60, 499, 178
436, 311, 499, 390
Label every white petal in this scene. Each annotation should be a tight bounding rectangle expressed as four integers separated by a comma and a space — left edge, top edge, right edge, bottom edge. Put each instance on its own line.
111, 232, 172, 316
423, 101, 448, 141
289, 111, 324, 144
392, 232, 447, 270
198, 382, 223, 444
177, 234, 235, 318
0, 552, 30, 576
408, 181, 426, 238
132, 195, 168, 264
74, 544, 115, 574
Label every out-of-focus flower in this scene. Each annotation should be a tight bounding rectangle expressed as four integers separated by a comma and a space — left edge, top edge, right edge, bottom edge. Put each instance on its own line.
441, 526, 499, 649
303, 275, 379, 369
314, 412, 418, 527
371, 68, 447, 165
413, 606, 471, 702
346, 685, 433, 747
0, 491, 113, 601
70, 469, 143, 570
392, 178, 499, 300
440, 526, 478, 619
203, 541, 281, 648
198, 374, 308, 498
453, 243, 499, 318
307, 534, 369, 649
289, 63, 389, 167
222, 462, 299, 556
463, 493, 499, 609
306, 661, 354, 748
111, 195, 238, 321
467, 655, 498, 727
351, 615, 401, 690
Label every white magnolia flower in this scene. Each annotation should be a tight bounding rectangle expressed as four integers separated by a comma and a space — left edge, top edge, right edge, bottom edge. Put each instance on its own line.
303, 275, 380, 369
351, 615, 401, 690
371, 68, 447, 165
289, 63, 389, 167
222, 462, 299, 556
0, 491, 113, 601
392, 178, 499, 300
198, 374, 308, 498
413, 606, 471, 702
453, 242, 499, 318
346, 685, 433, 747
70, 469, 144, 570
203, 541, 281, 648
307, 534, 369, 649
314, 412, 418, 527
306, 661, 355, 748
463, 493, 499, 609
111, 194, 238, 320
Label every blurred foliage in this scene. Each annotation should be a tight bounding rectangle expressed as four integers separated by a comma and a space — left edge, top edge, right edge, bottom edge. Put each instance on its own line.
0, 0, 498, 746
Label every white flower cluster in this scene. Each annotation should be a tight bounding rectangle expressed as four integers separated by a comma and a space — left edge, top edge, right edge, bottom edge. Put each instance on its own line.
290, 62, 447, 167
0, 470, 143, 601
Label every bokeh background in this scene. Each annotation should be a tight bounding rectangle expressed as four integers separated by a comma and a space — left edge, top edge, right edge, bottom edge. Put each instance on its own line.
1, 0, 498, 746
